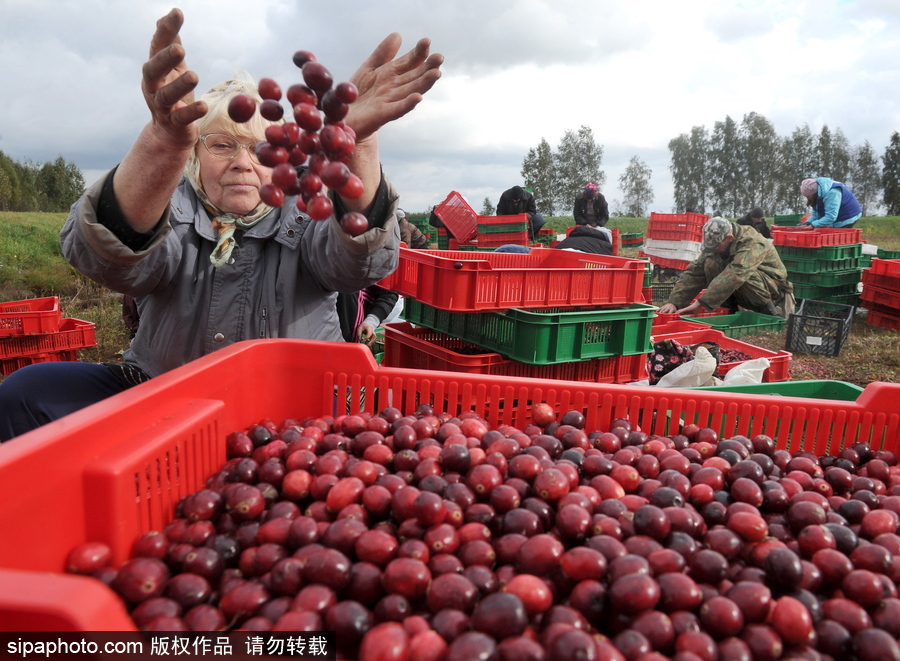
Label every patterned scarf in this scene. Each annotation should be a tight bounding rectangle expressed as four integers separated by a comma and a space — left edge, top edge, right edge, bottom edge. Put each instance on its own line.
184, 169, 274, 268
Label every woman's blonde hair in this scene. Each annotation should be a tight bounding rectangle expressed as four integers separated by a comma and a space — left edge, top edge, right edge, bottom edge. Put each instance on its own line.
184, 74, 283, 189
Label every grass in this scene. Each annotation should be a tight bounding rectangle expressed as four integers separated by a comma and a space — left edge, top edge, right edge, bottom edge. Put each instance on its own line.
3, 211, 900, 388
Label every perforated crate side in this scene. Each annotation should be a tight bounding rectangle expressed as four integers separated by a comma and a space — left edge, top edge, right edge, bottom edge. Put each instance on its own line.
789, 269, 863, 287
866, 308, 900, 331
433, 191, 478, 242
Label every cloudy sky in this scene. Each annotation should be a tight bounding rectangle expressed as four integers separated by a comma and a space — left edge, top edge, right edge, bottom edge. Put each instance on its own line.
2, 0, 899, 215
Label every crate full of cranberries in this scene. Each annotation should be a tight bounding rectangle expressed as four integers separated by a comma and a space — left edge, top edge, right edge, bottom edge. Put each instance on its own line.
1, 339, 900, 660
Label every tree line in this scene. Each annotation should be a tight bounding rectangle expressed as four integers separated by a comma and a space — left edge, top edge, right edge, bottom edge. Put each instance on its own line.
0, 150, 85, 213
518, 115, 900, 218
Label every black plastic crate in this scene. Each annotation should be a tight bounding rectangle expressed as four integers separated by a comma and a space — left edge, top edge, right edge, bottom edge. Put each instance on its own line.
651, 281, 676, 305
785, 299, 854, 357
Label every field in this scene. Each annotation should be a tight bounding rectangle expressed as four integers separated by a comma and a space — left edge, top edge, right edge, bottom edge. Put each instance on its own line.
2, 211, 900, 387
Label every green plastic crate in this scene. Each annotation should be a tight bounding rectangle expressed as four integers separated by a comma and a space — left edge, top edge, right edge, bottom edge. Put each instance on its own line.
403, 299, 655, 365
682, 310, 786, 338
691, 380, 863, 401
876, 248, 900, 260
773, 213, 804, 226
776, 243, 863, 261
782, 256, 861, 273
789, 269, 862, 287
792, 281, 860, 300
823, 293, 861, 308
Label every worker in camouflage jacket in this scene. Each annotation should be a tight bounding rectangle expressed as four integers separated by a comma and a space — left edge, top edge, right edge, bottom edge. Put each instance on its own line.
657, 217, 794, 317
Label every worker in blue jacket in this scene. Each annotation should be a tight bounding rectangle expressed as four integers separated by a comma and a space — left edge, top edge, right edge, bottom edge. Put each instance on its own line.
798, 177, 862, 229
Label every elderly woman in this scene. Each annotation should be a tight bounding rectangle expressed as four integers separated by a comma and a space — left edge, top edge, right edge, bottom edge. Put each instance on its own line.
0, 8, 442, 441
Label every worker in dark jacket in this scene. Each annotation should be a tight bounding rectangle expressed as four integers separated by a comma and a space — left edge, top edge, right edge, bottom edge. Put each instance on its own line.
496, 185, 545, 239
658, 217, 794, 317
573, 183, 609, 227
736, 206, 771, 239
337, 285, 400, 344
553, 226, 614, 255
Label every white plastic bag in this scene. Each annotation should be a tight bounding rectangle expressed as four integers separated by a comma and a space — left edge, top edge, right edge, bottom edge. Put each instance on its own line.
721, 357, 770, 385
654, 346, 719, 388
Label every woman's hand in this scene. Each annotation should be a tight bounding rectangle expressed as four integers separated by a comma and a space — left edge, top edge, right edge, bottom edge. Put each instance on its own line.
346, 34, 444, 142
356, 323, 377, 345
141, 8, 207, 150
114, 8, 208, 231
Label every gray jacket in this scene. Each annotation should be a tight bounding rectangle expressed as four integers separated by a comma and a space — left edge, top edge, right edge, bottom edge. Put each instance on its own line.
60, 171, 400, 378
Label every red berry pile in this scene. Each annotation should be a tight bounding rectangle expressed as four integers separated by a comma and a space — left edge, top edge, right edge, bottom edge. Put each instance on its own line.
227, 50, 369, 236
66, 405, 900, 660
719, 348, 753, 364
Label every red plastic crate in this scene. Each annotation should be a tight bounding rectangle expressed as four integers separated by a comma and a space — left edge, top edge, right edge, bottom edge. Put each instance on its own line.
649, 212, 709, 224
638, 250, 692, 271
868, 258, 900, 278
1, 339, 899, 629
866, 308, 900, 331
447, 235, 479, 250
382, 322, 647, 383
651, 327, 792, 382
378, 247, 647, 312
0, 297, 60, 337
476, 213, 529, 230
861, 269, 900, 293
650, 319, 711, 335
647, 212, 707, 243
0, 349, 80, 377
0, 318, 97, 361
477, 230, 529, 247
433, 191, 478, 242
860, 284, 900, 311
770, 227, 862, 248
652, 312, 682, 326
646, 223, 705, 243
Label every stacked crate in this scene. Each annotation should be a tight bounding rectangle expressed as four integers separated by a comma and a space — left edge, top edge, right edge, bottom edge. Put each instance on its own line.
476, 213, 530, 249
533, 226, 556, 246
771, 227, 864, 307
0, 296, 97, 376
639, 212, 708, 275
377, 248, 654, 384
773, 213, 804, 227
407, 214, 434, 247
861, 258, 900, 331
621, 232, 644, 248
432, 191, 479, 249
